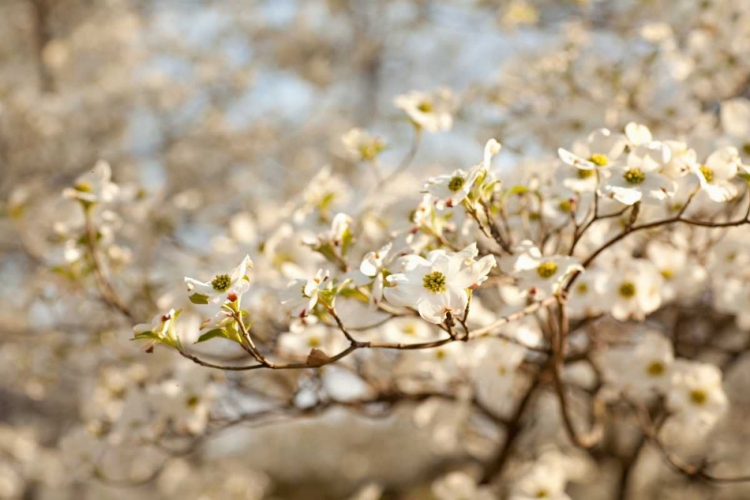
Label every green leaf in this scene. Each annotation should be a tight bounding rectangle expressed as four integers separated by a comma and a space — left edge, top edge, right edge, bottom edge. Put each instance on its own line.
132, 331, 160, 341
195, 329, 227, 344
188, 293, 210, 305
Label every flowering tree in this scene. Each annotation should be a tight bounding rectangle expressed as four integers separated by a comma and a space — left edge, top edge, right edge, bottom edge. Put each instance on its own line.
3, 1, 750, 499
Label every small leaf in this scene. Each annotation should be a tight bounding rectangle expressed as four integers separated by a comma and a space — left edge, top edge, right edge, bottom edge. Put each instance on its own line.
195, 329, 226, 344
189, 293, 210, 305
132, 331, 160, 341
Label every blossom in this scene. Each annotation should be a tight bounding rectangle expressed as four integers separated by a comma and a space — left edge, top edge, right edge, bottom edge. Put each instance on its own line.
341, 128, 387, 161
281, 269, 331, 318
602, 142, 676, 205
277, 324, 346, 358
432, 471, 494, 500
693, 147, 742, 202
359, 242, 392, 307
605, 260, 663, 321
384, 244, 496, 324
510, 454, 571, 500
600, 330, 674, 394
424, 139, 501, 209
63, 160, 119, 205
132, 309, 182, 351
471, 338, 527, 402
667, 360, 728, 428
558, 128, 627, 171
503, 240, 582, 299
184, 255, 253, 305
394, 88, 456, 132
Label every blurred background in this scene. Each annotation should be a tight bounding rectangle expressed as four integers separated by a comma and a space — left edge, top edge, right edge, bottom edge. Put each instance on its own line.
1, 0, 750, 499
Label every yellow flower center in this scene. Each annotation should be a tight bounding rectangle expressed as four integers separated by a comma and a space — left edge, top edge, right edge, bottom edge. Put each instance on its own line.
623, 168, 646, 185
536, 261, 559, 279
558, 200, 573, 212
308, 336, 321, 348
211, 274, 232, 292
423, 271, 447, 293
589, 154, 609, 166
577, 168, 594, 179
417, 101, 433, 113
403, 324, 417, 335
186, 395, 200, 408
699, 165, 714, 183
435, 349, 446, 360
646, 361, 665, 377
75, 181, 93, 193
448, 176, 465, 192
690, 389, 708, 406
619, 281, 636, 298
660, 269, 674, 279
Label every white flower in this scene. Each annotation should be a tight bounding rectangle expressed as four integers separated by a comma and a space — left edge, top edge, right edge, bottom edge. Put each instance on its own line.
600, 330, 674, 394
132, 309, 182, 351
384, 244, 496, 324
277, 324, 346, 358
394, 88, 456, 132
510, 455, 571, 500
605, 260, 663, 321
281, 269, 331, 318
63, 160, 119, 204
558, 128, 627, 171
693, 147, 742, 202
424, 139, 501, 209
184, 255, 253, 305
359, 242, 392, 307
602, 142, 676, 205
471, 338, 527, 401
566, 269, 607, 318
341, 128, 387, 161
432, 471, 494, 500
667, 360, 728, 428
503, 240, 582, 299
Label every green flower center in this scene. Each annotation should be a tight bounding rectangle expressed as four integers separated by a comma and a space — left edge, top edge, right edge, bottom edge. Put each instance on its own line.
646, 361, 665, 377
422, 271, 447, 293
589, 154, 609, 166
211, 274, 232, 292
435, 349, 446, 360
576, 282, 588, 294
623, 169, 646, 185
619, 281, 636, 298
448, 176, 465, 192
699, 165, 714, 183
186, 395, 200, 408
742, 142, 750, 156
536, 261, 558, 279
417, 101, 433, 113
577, 168, 594, 179
558, 200, 573, 212
660, 269, 674, 279
690, 389, 708, 406
536, 490, 549, 498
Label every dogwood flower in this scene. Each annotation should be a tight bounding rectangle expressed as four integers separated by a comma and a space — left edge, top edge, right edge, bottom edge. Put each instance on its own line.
63, 160, 119, 205
667, 360, 728, 428
503, 241, 582, 299
384, 244, 495, 324
341, 128, 387, 161
132, 309, 182, 351
600, 330, 674, 394
359, 242, 392, 306
602, 142, 676, 205
605, 260, 663, 321
281, 269, 331, 318
558, 128, 627, 171
184, 255, 253, 305
693, 146, 742, 202
394, 88, 456, 132
432, 471, 494, 500
510, 455, 571, 500
424, 139, 501, 209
